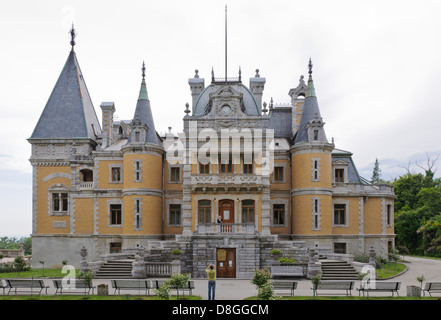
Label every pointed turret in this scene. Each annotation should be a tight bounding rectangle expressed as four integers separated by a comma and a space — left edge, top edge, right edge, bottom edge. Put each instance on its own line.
29, 25, 101, 141
293, 59, 327, 145
127, 62, 161, 145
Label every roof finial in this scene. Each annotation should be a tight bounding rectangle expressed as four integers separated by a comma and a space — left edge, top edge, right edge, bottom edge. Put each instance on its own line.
142, 61, 146, 80
69, 23, 77, 51
308, 57, 313, 76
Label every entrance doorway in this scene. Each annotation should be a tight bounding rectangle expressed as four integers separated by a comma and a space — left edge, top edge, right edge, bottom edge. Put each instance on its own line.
216, 248, 236, 278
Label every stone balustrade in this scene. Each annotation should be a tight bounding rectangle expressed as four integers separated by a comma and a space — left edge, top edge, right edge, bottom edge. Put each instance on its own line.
197, 223, 256, 235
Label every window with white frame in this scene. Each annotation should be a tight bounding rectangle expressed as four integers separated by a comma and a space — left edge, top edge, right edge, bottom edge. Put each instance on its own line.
312, 158, 320, 181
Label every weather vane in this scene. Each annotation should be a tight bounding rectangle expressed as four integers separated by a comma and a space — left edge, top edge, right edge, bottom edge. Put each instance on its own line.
142, 61, 146, 79
69, 23, 77, 50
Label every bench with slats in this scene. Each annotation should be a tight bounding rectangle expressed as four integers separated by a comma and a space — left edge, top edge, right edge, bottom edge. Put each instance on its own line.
111, 279, 152, 295
272, 280, 298, 296
6, 279, 49, 295
313, 280, 355, 296
357, 281, 401, 297
423, 282, 441, 297
53, 279, 95, 295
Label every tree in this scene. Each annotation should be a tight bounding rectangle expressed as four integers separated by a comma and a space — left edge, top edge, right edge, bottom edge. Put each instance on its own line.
371, 158, 382, 184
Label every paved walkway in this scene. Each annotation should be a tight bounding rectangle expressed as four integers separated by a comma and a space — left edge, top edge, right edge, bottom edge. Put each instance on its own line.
1, 256, 440, 299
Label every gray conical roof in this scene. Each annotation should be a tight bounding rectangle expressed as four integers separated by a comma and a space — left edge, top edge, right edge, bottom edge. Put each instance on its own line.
127, 78, 161, 145
29, 50, 101, 140
293, 74, 327, 144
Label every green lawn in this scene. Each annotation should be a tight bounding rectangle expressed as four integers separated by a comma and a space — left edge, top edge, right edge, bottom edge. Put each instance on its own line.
0, 268, 79, 279
0, 295, 202, 300
376, 262, 406, 279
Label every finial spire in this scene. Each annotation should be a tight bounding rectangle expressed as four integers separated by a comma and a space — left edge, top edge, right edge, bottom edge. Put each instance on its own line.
69, 23, 76, 51
142, 61, 146, 80
308, 57, 313, 76
306, 58, 316, 98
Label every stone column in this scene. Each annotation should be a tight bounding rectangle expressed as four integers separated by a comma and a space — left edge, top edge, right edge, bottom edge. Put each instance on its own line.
307, 249, 322, 279
131, 254, 147, 278
80, 246, 88, 273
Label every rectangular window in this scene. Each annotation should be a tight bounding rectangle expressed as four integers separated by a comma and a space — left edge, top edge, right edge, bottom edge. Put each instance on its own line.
135, 131, 140, 142
111, 167, 121, 182
314, 215, 319, 229
243, 163, 253, 174
170, 204, 181, 225
220, 157, 233, 173
198, 200, 211, 223
110, 204, 122, 225
313, 130, 319, 141
242, 200, 255, 223
110, 242, 122, 254
199, 163, 210, 174
387, 204, 392, 225
134, 160, 142, 182
274, 166, 284, 181
335, 169, 344, 183
334, 243, 346, 254
170, 167, 180, 182
334, 204, 346, 225
312, 159, 320, 181
273, 204, 285, 225
52, 193, 68, 212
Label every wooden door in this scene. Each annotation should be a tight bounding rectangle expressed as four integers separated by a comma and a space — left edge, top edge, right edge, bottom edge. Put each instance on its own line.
219, 199, 234, 223
216, 248, 236, 278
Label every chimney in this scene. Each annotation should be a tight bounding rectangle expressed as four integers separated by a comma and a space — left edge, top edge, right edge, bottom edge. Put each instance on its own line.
100, 102, 116, 148
249, 69, 266, 110
188, 69, 205, 112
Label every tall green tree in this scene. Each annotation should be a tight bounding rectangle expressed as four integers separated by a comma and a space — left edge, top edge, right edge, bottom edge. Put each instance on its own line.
371, 158, 382, 184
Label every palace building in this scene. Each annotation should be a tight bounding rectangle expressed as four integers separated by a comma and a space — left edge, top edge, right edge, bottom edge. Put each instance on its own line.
28, 27, 395, 278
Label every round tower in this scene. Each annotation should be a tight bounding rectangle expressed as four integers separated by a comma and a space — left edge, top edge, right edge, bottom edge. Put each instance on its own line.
121, 63, 164, 236
290, 59, 334, 245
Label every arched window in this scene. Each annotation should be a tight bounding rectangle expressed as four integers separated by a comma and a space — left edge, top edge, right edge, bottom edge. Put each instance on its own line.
80, 169, 93, 182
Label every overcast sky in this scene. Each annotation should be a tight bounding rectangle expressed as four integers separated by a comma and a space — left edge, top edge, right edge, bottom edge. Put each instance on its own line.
1, 0, 440, 237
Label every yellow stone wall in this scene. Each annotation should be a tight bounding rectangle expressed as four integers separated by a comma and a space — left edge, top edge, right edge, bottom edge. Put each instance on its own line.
292, 152, 332, 189
36, 166, 71, 234
123, 153, 163, 190
73, 197, 94, 234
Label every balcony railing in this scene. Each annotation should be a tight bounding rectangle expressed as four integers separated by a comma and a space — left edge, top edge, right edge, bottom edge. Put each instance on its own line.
79, 182, 94, 190
197, 223, 256, 235
191, 174, 261, 185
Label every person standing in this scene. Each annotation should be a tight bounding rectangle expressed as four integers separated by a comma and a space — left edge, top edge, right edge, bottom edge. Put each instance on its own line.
205, 263, 216, 300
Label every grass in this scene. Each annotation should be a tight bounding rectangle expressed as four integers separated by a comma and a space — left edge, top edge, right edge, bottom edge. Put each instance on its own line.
376, 262, 406, 279
0, 268, 79, 279
245, 296, 439, 300
0, 295, 202, 300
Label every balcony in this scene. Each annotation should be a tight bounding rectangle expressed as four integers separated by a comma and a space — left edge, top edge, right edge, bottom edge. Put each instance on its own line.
191, 174, 261, 185
196, 223, 256, 235
79, 182, 94, 190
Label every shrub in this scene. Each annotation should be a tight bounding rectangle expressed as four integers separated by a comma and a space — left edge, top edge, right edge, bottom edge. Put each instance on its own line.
171, 249, 182, 255
257, 281, 280, 300
13, 256, 29, 272
250, 268, 272, 289
270, 249, 282, 255
278, 257, 295, 264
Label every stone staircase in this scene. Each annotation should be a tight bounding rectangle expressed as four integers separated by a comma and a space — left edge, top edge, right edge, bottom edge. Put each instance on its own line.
320, 260, 359, 280
95, 259, 134, 279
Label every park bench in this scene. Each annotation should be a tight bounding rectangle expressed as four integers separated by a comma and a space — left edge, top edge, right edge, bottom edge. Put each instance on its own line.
312, 280, 355, 296
271, 265, 304, 278
155, 280, 195, 296
357, 281, 401, 297
423, 282, 441, 297
272, 280, 298, 296
52, 279, 95, 295
111, 279, 152, 295
5, 279, 49, 295
1, 279, 10, 294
